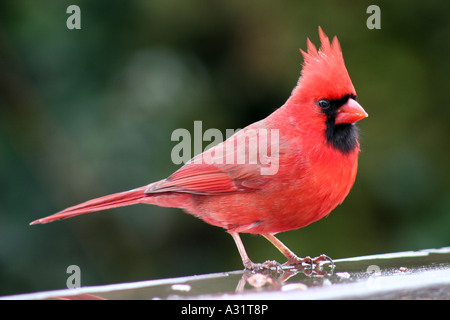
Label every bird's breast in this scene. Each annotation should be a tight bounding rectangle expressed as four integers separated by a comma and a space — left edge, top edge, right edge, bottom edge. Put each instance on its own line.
188, 142, 359, 234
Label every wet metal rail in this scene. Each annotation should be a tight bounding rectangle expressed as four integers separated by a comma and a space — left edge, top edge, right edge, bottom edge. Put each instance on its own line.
2, 247, 450, 300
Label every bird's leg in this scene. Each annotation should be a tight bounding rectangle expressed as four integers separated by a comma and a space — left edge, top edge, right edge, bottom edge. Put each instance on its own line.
262, 233, 334, 269
230, 233, 253, 268
262, 233, 307, 265
230, 232, 282, 271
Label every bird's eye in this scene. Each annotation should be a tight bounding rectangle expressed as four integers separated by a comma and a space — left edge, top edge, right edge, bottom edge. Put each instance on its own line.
318, 99, 330, 110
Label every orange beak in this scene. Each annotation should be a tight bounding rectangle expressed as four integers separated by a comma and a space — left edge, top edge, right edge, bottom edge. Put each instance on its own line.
335, 98, 368, 125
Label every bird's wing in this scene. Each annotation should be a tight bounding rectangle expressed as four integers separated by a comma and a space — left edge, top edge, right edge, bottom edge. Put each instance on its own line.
145, 122, 286, 195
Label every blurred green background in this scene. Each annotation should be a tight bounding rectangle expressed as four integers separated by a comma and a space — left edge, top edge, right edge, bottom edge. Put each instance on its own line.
0, 0, 449, 295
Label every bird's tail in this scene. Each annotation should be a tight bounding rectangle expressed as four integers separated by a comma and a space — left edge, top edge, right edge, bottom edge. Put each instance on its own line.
30, 185, 149, 225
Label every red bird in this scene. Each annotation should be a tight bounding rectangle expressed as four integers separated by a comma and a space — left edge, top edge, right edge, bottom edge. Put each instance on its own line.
31, 28, 368, 270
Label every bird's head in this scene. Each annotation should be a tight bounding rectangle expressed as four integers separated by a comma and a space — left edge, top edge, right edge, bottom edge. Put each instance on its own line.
290, 27, 368, 153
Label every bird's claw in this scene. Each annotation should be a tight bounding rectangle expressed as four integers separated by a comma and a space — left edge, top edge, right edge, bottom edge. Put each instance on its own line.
244, 260, 283, 273
284, 254, 335, 276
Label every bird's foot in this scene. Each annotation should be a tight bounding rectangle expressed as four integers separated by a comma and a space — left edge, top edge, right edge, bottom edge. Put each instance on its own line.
284, 254, 335, 276
243, 259, 283, 273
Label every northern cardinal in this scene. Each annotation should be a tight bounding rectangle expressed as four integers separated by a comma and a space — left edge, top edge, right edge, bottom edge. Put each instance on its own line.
31, 28, 367, 270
